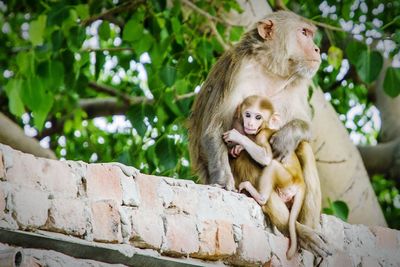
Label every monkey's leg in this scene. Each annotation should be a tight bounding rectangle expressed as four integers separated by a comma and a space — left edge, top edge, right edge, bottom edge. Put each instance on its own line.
263, 192, 330, 258
238, 181, 267, 205
287, 184, 305, 259
296, 141, 321, 229
258, 160, 291, 204
201, 130, 235, 190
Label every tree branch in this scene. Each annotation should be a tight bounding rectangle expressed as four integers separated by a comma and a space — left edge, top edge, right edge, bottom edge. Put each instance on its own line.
0, 112, 56, 159
81, 0, 145, 27
80, 47, 134, 53
181, 0, 236, 26
208, 20, 231, 50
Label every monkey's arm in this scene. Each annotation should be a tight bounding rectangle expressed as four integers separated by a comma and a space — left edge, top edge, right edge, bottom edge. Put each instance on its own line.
270, 119, 311, 161
223, 129, 272, 166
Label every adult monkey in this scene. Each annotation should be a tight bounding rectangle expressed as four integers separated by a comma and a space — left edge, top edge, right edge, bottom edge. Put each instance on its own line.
188, 11, 330, 257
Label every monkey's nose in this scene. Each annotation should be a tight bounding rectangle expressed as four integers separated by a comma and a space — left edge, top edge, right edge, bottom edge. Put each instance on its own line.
314, 46, 320, 54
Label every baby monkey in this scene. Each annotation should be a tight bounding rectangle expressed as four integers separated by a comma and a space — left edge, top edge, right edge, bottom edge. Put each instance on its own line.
222, 95, 305, 259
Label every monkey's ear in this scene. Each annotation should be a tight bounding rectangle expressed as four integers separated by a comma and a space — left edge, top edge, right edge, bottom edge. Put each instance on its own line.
269, 112, 281, 130
257, 19, 274, 40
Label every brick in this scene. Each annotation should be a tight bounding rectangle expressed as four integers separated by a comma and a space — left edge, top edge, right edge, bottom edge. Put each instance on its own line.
371, 226, 399, 250
131, 209, 164, 249
39, 159, 78, 198
0, 151, 5, 180
91, 200, 122, 243
0, 185, 5, 216
321, 214, 345, 250
163, 214, 200, 256
319, 251, 353, 267
4, 152, 77, 198
268, 234, 300, 267
120, 175, 140, 207
45, 199, 90, 237
134, 174, 163, 209
196, 220, 236, 259
11, 187, 49, 228
85, 164, 123, 204
238, 224, 270, 264
215, 220, 237, 256
361, 256, 379, 267
5, 152, 42, 187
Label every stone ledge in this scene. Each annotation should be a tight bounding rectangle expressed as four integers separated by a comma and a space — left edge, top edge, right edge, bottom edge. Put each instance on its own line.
0, 143, 399, 266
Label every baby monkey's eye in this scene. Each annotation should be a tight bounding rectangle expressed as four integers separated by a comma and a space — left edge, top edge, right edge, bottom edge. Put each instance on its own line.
256, 115, 262, 120
245, 112, 251, 118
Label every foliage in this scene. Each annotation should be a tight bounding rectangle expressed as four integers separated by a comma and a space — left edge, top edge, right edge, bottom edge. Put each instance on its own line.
323, 199, 349, 222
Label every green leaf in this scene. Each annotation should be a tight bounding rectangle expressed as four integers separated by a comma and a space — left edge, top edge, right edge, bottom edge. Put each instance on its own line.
327, 45, 343, 70
357, 50, 383, 83
159, 64, 176, 87
345, 40, 367, 66
75, 4, 89, 20
5, 79, 25, 116
383, 67, 400, 97
123, 18, 144, 42
155, 136, 178, 171
29, 15, 47, 46
16, 51, 34, 77
127, 105, 147, 136
67, 26, 86, 51
21, 77, 53, 130
171, 17, 183, 44
134, 31, 154, 55
331, 201, 349, 221
98, 21, 111, 40
230, 26, 244, 42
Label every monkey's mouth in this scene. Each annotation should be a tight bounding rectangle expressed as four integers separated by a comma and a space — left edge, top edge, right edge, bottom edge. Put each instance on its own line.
244, 127, 257, 134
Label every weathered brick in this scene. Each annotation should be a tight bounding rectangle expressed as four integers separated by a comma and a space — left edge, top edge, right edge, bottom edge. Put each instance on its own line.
215, 220, 237, 256
134, 174, 163, 209
371, 226, 399, 250
120, 175, 140, 207
237, 224, 270, 264
196, 220, 236, 259
11, 187, 49, 228
319, 251, 353, 267
85, 164, 123, 204
321, 214, 345, 250
5, 152, 42, 187
130, 209, 164, 249
39, 159, 78, 198
0, 184, 5, 216
0, 150, 5, 180
4, 151, 77, 197
268, 234, 299, 267
45, 199, 90, 237
91, 200, 122, 243
361, 256, 379, 267
163, 214, 200, 256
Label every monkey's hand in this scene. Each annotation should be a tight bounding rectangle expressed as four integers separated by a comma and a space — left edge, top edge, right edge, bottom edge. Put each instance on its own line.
270, 119, 311, 161
230, 145, 243, 158
223, 129, 243, 145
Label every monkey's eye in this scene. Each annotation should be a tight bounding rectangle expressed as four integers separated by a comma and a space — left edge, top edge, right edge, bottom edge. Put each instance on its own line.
301, 28, 308, 36
245, 112, 251, 118
255, 115, 262, 120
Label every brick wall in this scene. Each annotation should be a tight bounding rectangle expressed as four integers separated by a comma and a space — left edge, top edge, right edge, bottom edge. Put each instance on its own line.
0, 143, 399, 266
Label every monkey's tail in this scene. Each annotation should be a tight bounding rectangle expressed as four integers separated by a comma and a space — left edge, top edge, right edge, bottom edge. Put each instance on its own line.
296, 141, 322, 229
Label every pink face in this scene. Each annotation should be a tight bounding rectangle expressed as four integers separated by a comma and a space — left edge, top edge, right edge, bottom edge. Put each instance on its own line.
293, 26, 321, 76
242, 108, 268, 135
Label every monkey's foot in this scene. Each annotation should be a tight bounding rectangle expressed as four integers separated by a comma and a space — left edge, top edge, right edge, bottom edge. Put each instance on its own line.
298, 225, 332, 258
105, 162, 139, 178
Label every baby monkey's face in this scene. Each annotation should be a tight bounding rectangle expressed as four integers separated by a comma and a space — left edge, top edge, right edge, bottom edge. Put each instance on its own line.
242, 108, 270, 135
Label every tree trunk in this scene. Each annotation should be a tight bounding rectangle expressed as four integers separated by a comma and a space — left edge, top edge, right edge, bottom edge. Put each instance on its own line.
359, 60, 400, 182
310, 88, 386, 226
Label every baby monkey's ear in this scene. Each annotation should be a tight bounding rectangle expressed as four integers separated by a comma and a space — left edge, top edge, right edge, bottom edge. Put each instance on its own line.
268, 112, 281, 130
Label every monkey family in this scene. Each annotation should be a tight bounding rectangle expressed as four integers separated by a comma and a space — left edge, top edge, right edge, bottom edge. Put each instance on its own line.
189, 10, 330, 259
223, 95, 305, 259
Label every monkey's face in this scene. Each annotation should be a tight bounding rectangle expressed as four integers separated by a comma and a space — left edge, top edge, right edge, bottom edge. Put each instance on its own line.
242, 108, 269, 135
289, 25, 321, 78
